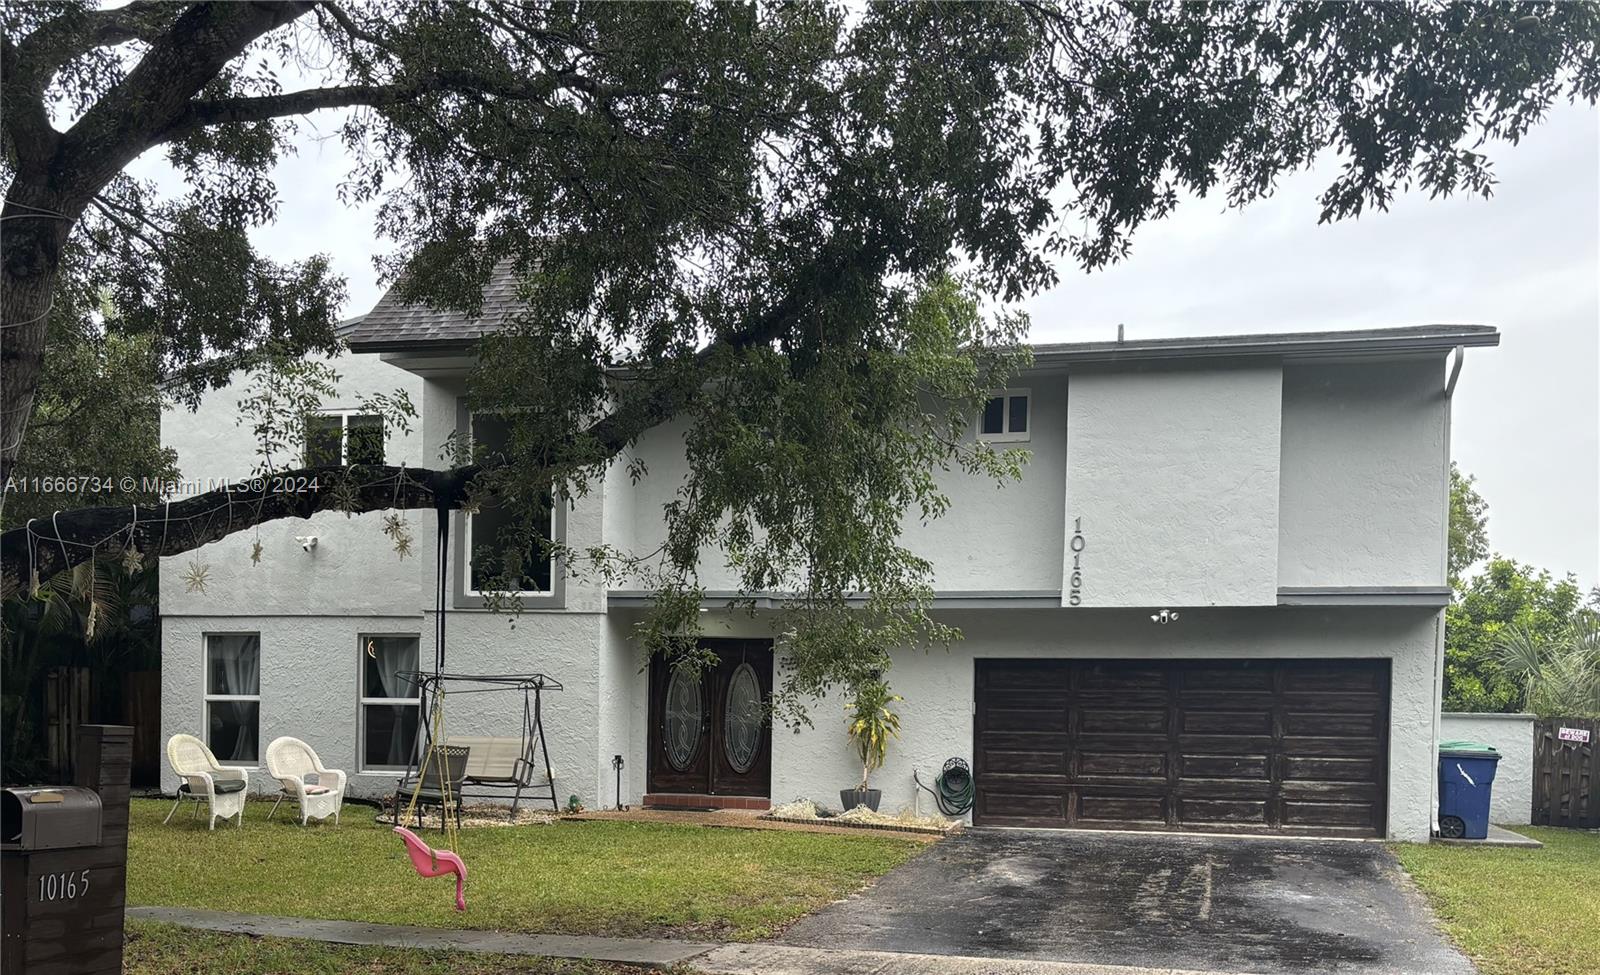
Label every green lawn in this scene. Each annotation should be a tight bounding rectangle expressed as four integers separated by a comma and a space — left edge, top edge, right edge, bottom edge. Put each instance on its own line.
125, 921, 699, 975
1393, 827, 1600, 975
127, 799, 922, 941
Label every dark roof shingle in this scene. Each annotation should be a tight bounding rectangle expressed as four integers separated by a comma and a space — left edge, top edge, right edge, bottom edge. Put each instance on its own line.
344, 262, 525, 350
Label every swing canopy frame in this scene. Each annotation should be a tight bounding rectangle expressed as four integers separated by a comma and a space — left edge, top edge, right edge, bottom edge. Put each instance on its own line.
394, 671, 564, 819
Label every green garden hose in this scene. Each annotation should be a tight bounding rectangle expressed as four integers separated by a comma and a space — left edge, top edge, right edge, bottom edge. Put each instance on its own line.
916, 758, 974, 816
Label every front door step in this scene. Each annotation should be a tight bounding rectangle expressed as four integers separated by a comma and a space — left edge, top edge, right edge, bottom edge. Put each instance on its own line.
644, 793, 770, 811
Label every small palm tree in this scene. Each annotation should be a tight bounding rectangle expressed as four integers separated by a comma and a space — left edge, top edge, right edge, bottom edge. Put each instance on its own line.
1494, 614, 1600, 718
845, 679, 902, 792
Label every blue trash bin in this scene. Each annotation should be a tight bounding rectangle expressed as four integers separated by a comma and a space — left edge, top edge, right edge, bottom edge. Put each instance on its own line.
1437, 741, 1501, 840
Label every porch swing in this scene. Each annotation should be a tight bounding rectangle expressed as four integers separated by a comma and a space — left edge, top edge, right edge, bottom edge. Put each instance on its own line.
389, 503, 563, 911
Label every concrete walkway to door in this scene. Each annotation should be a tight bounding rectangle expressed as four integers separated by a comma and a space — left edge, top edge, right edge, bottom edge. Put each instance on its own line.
780, 829, 1475, 975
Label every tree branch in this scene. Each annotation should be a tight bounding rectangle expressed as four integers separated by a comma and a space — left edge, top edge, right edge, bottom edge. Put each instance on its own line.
162, 64, 635, 138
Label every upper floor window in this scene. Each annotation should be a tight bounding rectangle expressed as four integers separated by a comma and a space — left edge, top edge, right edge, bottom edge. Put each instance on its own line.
466, 412, 556, 596
978, 389, 1030, 442
205, 633, 260, 763
305, 411, 384, 466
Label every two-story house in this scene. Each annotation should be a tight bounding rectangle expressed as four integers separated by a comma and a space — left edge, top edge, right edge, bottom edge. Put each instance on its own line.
159, 270, 1498, 841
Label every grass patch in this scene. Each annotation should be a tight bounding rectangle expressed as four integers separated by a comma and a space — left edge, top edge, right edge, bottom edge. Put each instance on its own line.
128, 799, 922, 941
124, 921, 699, 974
1392, 827, 1600, 975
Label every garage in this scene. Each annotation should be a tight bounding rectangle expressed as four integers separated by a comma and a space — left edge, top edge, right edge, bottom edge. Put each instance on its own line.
973, 658, 1389, 836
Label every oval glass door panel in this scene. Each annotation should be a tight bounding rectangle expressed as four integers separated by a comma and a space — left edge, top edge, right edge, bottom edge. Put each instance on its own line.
664, 665, 703, 771
723, 662, 764, 773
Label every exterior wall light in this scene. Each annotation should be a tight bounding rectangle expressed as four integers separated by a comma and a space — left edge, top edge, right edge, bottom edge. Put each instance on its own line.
1150, 609, 1180, 625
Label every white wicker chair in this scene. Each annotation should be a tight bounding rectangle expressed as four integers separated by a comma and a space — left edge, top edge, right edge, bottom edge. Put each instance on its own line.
265, 737, 346, 825
164, 733, 250, 829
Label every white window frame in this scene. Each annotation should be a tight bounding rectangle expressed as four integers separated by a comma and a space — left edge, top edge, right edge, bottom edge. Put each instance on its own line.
463, 410, 556, 598
357, 633, 422, 774
305, 409, 384, 465
203, 632, 262, 765
977, 387, 1032, 443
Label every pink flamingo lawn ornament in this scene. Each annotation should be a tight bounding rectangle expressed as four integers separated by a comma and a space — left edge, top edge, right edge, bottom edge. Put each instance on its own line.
393, 826, 468, 911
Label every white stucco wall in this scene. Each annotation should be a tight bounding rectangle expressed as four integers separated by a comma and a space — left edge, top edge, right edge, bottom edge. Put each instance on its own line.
617, 605, 1441, 841
160, 611, 611, 807
160, 352, 429, 617
1065, 365, 1283, 608
1278, 358, 1448, 588
1440, 712, 1535, 825
610, 377, 1070, 594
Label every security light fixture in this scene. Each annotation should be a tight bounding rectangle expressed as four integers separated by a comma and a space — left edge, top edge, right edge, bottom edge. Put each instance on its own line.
1150, 609, 1180, 625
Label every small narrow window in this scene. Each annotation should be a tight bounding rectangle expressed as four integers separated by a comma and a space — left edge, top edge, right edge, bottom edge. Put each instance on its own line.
981, 397, 1005, 435
978, 389, 1031, 442
304, 412, 384, 466
360, 635, 421, 771
466, 412, 557, 595
205, 634, 261, 763
1009, 395, 1029, 434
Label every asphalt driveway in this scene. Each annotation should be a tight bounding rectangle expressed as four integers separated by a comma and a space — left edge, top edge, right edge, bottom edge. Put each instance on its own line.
781, 829, 1474, 975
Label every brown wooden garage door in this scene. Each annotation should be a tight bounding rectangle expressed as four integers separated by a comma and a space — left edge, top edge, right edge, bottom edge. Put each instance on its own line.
973, 659, 1389, 836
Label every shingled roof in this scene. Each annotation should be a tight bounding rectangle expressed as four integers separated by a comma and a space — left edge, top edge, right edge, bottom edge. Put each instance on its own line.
343, 260, 1500, 363
343, 261, 525, 351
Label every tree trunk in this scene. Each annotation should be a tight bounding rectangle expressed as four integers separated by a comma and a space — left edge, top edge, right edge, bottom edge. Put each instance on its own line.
0, 177, 75, 487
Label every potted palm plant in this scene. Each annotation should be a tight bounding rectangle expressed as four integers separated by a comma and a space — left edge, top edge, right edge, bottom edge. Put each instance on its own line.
841, 679, 902, 812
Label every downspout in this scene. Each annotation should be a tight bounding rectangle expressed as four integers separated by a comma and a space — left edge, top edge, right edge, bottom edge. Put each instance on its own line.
1430, 345, 1465, 837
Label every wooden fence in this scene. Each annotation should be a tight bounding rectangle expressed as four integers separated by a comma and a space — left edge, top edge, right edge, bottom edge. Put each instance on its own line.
1533, 717, 1598, 828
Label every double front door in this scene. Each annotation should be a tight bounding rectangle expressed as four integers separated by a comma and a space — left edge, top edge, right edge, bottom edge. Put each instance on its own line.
647, 640, 773, 797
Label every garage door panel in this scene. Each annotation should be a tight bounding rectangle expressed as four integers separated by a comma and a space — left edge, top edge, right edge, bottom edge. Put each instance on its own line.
983, 748, 1071, 776
1079, 708, 1168, 734
1282, 667, 1385, 693
1284, 711, 1382, 737
978, 661, 1072, 690
1181, 754, 1271, 779
1078, 750, 1168, 776
1279, 737, 1383, 759
1282, 800, 1379, 829
1078, 793, 1166, 824
1283, 756, 1380, 782
1182, 710, 1273, 734
977, 790, 1068, 826
1179, 667, 1276, 692
984, 707, 1071, 734
1178, 798, 1270, 826
974, 658, 1389, 836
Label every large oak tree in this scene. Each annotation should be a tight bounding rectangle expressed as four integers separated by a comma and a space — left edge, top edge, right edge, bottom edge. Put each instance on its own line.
3, 1, 1596, 695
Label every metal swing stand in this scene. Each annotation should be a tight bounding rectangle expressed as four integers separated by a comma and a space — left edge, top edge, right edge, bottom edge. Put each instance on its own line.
395, 671, 565, 821
392, 505, 564, 828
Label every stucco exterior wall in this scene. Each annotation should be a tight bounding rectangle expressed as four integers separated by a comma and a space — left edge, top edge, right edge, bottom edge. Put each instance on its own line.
1440, 712, 1535, 825
160, 353, 429, 618
609, 378, 1071, 594
1064, 365, 1283, 608
616, 606, 1441, 841
161, 611, 611, 806
1278, 358, 1448, 588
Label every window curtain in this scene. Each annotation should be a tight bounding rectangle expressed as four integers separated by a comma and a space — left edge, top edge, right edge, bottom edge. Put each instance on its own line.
366, 637, 419, 768
210, 635, 260, 761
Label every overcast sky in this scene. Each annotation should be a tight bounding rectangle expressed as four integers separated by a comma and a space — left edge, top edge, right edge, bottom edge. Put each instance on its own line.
169, 97, 1600, 591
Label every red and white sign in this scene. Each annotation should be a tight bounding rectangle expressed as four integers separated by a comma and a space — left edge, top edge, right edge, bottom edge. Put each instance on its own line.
1557, 727, 1592, 744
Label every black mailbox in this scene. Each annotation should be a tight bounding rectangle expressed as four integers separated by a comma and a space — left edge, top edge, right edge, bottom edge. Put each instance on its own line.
2, 786, 103, 851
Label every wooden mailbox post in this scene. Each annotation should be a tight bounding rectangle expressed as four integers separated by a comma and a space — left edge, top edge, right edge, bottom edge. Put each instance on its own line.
2, 724, 132, 975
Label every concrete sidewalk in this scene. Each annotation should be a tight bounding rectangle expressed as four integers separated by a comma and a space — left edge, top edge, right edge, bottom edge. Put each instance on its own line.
128, 906, 1260, 975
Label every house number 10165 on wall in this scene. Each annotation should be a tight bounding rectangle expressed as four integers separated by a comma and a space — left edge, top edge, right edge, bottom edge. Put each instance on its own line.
1068, 517, 1085, 606
37, 869, 91, 902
